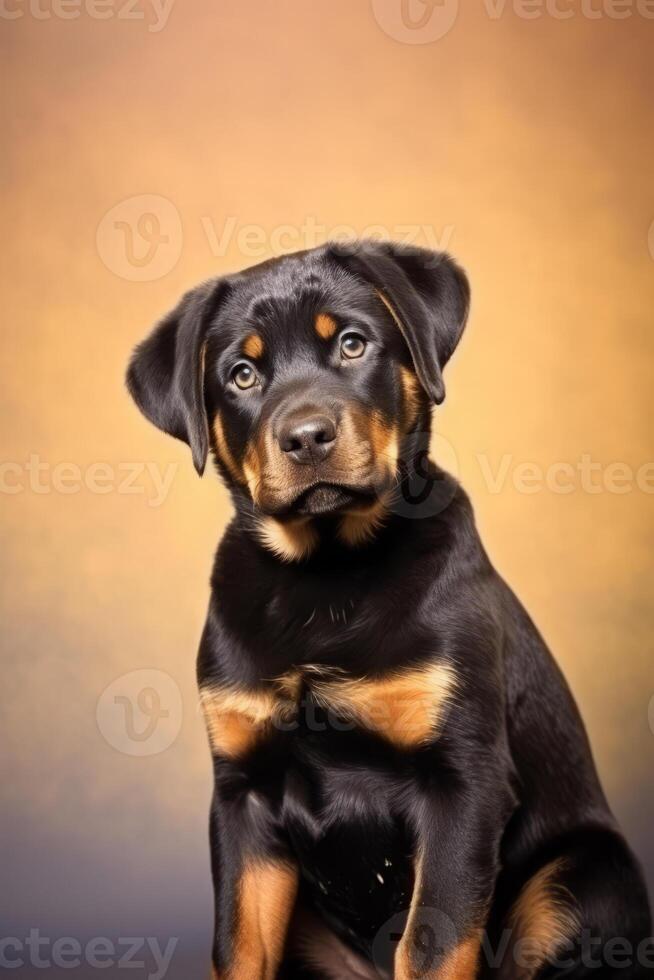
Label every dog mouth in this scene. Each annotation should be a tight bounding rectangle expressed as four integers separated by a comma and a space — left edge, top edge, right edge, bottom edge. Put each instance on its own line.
281, 482, 377, 518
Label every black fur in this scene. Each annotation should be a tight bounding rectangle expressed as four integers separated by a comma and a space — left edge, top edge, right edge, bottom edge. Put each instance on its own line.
127, 242, 651, 979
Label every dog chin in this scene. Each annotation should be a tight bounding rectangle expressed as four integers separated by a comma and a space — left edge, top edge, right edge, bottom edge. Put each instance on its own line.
265, 483, 378, 519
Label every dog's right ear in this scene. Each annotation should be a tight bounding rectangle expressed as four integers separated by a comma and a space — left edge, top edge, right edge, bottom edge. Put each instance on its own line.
330, 241, 470, 405
126, 279, 228, 475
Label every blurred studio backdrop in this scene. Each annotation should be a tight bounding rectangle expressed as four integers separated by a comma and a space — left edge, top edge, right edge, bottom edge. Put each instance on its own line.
2, 1, 653, 976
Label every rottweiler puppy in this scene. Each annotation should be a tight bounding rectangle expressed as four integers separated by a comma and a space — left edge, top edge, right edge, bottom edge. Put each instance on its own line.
127, 241, 651, 979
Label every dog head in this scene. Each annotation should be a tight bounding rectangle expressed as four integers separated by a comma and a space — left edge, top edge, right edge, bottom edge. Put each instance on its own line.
127, 241, 469, 559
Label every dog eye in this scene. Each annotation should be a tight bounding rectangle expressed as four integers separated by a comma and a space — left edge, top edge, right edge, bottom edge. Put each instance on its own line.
340, 333, 367, 359
230, 363, 258, 390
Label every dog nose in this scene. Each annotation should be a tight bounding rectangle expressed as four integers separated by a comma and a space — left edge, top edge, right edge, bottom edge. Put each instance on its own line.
278, 414, 337, 464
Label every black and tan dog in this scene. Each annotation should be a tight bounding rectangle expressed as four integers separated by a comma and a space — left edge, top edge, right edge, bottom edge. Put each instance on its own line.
127, 242, 651, 979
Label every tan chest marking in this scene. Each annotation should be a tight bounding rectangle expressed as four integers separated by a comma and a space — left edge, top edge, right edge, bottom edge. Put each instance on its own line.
312, 660, 458, 750
201, 661, 457, 758
200, 684, 291, 758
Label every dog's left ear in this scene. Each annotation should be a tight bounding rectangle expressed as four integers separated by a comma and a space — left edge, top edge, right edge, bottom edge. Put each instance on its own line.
331, 241, 470, 404
126, 278, 229, 475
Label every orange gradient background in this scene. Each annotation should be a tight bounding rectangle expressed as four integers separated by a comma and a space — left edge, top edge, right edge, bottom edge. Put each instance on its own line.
1, 0, 653, 974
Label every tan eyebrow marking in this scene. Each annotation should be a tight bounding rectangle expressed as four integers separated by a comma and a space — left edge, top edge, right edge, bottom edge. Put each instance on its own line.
243, 333, 264, 359
315, 313, 338, 340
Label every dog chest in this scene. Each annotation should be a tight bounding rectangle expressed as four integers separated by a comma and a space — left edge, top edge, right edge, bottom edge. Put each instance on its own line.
199, 659, 458, 759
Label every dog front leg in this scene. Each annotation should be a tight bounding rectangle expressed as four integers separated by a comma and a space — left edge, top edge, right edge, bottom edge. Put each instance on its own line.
208, 781, 298, 980
394, 772, 508, 980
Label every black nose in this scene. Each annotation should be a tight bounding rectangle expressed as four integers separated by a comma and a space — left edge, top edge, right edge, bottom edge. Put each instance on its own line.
278, 414, 337, 464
